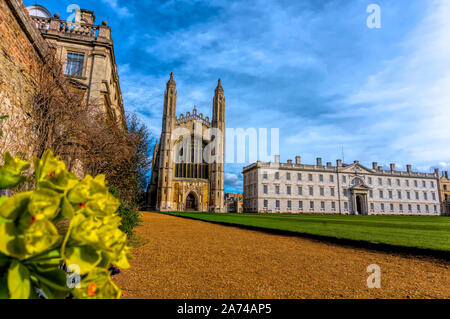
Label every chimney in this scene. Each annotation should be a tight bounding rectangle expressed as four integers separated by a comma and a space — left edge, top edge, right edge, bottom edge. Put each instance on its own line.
378, 166, 383, 172
406, 165, 412, 173
446, 171, 449, 179
337, 159, 342, 167
435, 168, 440, 177
274, 155, 280, 163
354, 160, 359, 164
287, 159, 292, 164
372, 162, 378, 170
390, 163, 395, 171
326, 162, 332, 167
295, 156, 301, 164
316, 158, 322, 166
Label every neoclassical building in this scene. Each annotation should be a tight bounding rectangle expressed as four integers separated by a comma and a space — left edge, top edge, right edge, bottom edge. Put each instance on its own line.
147, 73, 225, 212
243, 155, 442, 215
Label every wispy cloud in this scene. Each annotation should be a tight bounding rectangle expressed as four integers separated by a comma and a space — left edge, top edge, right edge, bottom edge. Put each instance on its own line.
224, 171, 243, 192
31, 0, 450, 193
100, 0, 133, 18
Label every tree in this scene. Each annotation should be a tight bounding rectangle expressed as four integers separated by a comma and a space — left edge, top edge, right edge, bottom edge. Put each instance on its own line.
107, 113, 154, 236
109, 113, 154, 207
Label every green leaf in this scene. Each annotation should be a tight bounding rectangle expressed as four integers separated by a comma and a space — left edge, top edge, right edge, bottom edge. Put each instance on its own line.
0, 168, 26, 190
23, 249, 60, 264
7, 261, 31, 299
61, 197, 75, 219
69, 214, 102, 246
0, 152, 30, 190
28, 189, 63, 220
23, 219, 61, 257
0, 252, 10, 270
0, 191, 31, 220
34, 150, 78, 193
33, 268, 70, 299
72, 269, 121, 299
111, 245, 131, 270
0, 196, 8, 207
0, 221, 26, 259
67, 175, 120, 217
0, 277, 9, 299
64, 245, 101, 275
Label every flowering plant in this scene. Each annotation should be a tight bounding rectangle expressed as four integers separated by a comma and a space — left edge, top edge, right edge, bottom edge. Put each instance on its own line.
0, 150, 130, 299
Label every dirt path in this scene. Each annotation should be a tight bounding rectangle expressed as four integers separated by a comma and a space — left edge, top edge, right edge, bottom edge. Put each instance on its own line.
114, 213, 450, 299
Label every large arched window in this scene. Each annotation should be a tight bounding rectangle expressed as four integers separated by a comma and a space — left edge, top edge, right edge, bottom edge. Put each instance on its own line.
174, 135, 209, 179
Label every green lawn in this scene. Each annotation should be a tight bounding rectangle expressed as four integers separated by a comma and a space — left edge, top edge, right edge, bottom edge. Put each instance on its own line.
164, 212, 450, 252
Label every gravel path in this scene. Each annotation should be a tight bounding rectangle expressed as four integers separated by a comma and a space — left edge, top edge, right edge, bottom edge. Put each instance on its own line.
114, 212, 450, 299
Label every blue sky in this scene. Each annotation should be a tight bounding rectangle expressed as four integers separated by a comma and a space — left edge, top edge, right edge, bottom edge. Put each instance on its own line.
25, 0, 450, 193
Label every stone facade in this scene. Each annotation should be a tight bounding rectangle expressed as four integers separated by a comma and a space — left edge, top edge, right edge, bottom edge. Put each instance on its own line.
243, 156, 441, 215
0, 0, 51, 159
147, 73, 225, 212
0, 0, 124, 162
26, 4, 125, 129
225, 193, 243, 213
440, 171, 450, 216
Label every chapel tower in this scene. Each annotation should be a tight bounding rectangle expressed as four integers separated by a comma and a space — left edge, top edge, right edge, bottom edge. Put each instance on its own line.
147, 74, 225, 212
210, 79, 226, 212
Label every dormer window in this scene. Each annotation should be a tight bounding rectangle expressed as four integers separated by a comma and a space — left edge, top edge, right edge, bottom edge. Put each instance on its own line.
65, 52, 84, 77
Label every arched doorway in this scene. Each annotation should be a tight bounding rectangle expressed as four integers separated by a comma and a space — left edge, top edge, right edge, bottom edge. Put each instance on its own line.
185, 192, 197, 211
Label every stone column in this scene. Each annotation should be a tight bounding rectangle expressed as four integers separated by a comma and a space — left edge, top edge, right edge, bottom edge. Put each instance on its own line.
352, 192, 357, 215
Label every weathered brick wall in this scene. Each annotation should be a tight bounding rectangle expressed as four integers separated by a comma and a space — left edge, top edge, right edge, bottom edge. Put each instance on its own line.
0, 0, 49, 159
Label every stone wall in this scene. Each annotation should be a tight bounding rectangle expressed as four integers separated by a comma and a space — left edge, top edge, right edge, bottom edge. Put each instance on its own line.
0, 0, 50, 159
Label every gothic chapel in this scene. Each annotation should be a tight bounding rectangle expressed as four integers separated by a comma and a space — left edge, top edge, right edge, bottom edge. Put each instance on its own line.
147, 73, 225, 212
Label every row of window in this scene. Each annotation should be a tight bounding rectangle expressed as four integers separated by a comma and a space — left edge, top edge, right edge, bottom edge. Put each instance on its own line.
258, 171, 435, 188
261, 200, 439, 213
260, 185, 437, 201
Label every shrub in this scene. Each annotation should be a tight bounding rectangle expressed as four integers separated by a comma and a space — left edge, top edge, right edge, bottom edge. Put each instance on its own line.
109, 186, 142, 237
106, 113, 153, 209
0, 150, 130, 299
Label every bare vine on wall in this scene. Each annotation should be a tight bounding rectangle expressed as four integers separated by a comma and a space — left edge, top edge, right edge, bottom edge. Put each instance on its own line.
29, 52, 134, 180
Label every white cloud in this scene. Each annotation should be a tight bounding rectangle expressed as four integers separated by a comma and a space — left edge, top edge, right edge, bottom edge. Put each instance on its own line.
344, 0, 450, 164
225, 172, 243, 190
101, 0, 133, 18
118, 0, 449, 181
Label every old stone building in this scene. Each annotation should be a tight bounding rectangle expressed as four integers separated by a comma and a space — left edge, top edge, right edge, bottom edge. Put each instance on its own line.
147, 73, 225, 212
225, 193, 243, 213
26, 4, 125, 128
0, 0, 50, 158
0, 0, 125, 161
243, 155, 442, 215
440, 171, 450, 216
